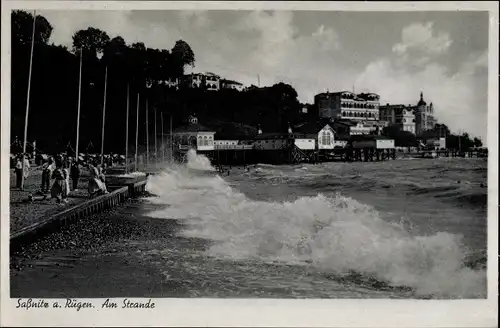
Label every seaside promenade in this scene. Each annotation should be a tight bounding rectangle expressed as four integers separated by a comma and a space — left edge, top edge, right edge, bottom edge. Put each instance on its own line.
9, 164, 150, 249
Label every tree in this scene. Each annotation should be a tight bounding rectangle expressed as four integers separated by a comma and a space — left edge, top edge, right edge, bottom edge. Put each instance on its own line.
170, 40, 195, 77
382, 124, 418, 147
473, 137, 483, 148
11, 10, 53, 46
72, 27, 110, 57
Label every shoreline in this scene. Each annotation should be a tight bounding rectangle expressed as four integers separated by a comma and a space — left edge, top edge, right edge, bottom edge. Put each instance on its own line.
10, 197, 189, 298
9, 170, 150, 248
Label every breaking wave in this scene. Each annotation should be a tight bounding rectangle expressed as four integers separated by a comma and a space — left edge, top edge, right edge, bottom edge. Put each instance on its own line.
145, 151, 486, 299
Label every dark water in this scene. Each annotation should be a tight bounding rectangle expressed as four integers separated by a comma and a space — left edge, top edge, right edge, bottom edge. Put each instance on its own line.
11, 155, 488, 299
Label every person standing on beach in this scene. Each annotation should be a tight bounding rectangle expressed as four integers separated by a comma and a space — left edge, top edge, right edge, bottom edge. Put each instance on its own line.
50, 158, 68, 204
14, 154, 31, 190
41, 157, 56, 193
14, 156, 23, 189
70, 159, 81, 191
63, 161, 71, 197
23, 154, 30, 181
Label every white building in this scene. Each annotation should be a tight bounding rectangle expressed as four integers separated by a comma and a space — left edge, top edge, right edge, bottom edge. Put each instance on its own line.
183, 72, 220, 91
413, 92, 437, 135
172, 115, 215, 151
379, 104, 416, 134
315, 91, 380, 121
292, 121, 337, 150
294, 137, 316, 150
349, 122, 374, 135
220, 79, 244, 91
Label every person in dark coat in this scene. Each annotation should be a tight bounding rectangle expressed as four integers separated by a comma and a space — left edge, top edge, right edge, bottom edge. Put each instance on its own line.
14, 155, 23, 189
70, 160, 81, 191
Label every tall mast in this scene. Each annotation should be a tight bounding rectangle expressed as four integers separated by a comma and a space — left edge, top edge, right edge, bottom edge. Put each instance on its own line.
161, 112, 165, 162
135, 93, 140, 172
75, 47, 83, 163
146, 98, 149, 167
170, 113, 173, 163
154, 108, 157, 168
125, 83, 130, 173
100, 65, 108, 166
20, 10, 37, 190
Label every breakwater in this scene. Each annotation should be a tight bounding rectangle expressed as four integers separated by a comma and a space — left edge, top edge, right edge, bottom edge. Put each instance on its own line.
10, 176, 149, 251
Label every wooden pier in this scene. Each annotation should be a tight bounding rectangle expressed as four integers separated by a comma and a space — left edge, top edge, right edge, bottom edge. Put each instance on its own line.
405, 149, 488, 159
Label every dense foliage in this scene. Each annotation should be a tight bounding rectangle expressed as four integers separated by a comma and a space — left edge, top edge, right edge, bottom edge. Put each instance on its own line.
11, 10, 303, 155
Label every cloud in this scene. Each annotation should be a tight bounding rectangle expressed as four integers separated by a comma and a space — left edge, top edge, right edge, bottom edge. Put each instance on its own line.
392, 22, 452, 55
35, 11, 487, 141
354, 50, 488, 141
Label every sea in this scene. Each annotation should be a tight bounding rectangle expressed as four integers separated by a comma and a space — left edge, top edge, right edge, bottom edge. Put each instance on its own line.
10, 150, 488, 299
142, 150, 488, 299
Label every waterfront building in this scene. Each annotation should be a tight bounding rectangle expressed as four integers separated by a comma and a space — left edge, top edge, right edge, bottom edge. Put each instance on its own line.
253, 133, 294, 150
172, 115, 215, 151
314, 91, 380, 121
330, 119, 381, 136
182, 72, 220, 91
293, 120, 338, 150
413, 92, 436, 135
379, 104, 416, 134
349, 135, 395, 150
220, 79, 244, 91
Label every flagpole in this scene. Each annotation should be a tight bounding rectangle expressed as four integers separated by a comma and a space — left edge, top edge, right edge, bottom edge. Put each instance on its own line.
161, 112, 164, 162
20, 10, 36, 190
125, 83, 130, 173
135, 93, 140, 172
146, 98, 149, 168
154, 109, 157, 168
75, 47, 83, 165
170, 113, 173, 163
100, 65, 108, 166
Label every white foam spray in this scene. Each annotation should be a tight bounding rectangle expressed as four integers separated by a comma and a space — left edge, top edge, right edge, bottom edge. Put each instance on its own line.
145, 151, 486, 298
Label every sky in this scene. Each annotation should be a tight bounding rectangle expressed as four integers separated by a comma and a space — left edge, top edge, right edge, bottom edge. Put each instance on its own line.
37, 9, 490, 141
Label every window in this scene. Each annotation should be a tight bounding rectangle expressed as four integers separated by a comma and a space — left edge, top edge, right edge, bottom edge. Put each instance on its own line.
320, 130, 331, 145
203, 136, 208, 146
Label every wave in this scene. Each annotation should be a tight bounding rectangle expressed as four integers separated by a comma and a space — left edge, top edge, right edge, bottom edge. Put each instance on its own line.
144, 152, 486, 299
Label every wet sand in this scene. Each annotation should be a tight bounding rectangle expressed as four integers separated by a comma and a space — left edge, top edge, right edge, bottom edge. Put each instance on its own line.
10, 198, 204, 298
9, 168, 91, 233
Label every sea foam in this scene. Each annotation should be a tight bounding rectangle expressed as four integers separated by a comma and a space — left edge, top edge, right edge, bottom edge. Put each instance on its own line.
145, 150, 486, 298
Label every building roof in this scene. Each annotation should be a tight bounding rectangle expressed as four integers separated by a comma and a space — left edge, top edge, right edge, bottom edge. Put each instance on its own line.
332, 120, 357, 127
254, 132, 294, 140
357, 92, 380, 100
220, 79, 243, 85
215, 133, 255, 140
417, 91, 427, 106
293, 120, 334, 134
173, 123, 214, 133
349, 135, 391, 142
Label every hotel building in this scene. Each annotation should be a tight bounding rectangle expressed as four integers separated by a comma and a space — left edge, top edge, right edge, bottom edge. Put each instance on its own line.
315, 91, 380, 121
379, 104, 416, 134
182, 72, 221, 91
220, 79, 244, 91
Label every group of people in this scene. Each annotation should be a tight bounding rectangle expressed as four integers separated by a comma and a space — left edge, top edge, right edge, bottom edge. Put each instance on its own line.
40, 155, 109, 203
13, 152, 110, 204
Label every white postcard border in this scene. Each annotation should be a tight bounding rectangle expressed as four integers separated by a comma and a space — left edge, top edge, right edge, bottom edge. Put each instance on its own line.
1, 1, 498, 327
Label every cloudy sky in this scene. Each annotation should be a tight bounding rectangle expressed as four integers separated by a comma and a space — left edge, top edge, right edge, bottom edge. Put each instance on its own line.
38, 9, 489, 140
